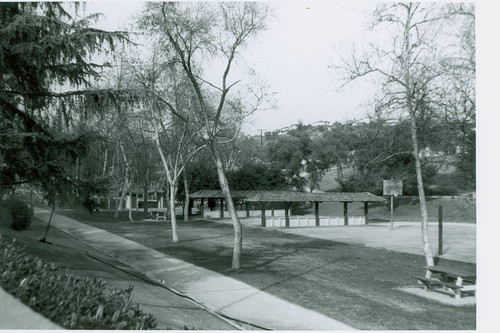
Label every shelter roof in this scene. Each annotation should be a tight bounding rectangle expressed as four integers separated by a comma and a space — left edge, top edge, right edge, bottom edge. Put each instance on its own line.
109, 185, 164, 196
245, 191, 385, 202
190, 190, 385, 202
190, 190, 262, 199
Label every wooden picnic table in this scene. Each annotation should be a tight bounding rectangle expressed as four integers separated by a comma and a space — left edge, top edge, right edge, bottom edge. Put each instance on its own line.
414, 265, 476, 299
147, 209, 168, 221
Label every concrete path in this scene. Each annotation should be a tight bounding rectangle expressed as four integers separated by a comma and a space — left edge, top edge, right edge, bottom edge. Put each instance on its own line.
278, 221, 476, 264
33, 208, 353, 330
0, 286, 61, 329
215, 217, 476, 263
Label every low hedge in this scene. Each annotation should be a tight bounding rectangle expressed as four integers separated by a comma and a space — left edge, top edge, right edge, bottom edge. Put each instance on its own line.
0, 237, 157, 329
0, 198, 33, 230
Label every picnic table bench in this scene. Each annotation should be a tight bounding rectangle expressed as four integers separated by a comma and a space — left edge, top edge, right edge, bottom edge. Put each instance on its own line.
147, 209, 168, 221
414, 265, 476, 299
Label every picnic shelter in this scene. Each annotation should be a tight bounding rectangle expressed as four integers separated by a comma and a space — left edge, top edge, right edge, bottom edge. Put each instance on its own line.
189, 190, 385, 228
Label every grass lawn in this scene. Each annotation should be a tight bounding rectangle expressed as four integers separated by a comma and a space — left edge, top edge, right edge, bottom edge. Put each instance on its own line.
0, 216, 238, 330
60, 209, 476, 330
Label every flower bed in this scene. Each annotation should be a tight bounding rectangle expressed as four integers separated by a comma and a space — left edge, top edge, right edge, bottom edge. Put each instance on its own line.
0, 236, 156, 330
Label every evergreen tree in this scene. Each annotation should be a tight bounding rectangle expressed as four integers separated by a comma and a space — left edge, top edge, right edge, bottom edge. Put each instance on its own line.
0, 2, 127, 200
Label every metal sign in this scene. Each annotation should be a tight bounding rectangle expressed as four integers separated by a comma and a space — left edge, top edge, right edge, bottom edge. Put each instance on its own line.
383, 180, 403, 196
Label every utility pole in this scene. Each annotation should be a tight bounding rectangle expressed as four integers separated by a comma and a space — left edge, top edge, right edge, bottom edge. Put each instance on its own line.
258, 129, 263, 146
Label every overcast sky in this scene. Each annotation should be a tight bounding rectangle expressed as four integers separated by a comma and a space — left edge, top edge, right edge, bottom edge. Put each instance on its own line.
85, 1, 487, 136
85, 1, 382, 134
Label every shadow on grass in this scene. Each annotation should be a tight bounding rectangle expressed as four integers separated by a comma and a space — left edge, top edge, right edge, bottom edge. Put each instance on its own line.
54, 211, 476, 330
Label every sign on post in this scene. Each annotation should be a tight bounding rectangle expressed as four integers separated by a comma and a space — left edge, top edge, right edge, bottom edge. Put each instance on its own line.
383, 180, 403, 196
383, 180, 403, 230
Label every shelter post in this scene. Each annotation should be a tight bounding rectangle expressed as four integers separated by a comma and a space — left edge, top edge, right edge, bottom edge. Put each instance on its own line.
315, 202, 320, 226
390, 195, 394, 229
364, 202, 369, 224
220, 198, 224, 218
439, 205, 443, 255
246, 202, 250, 217
200, 198, 204, 218
261, 202, 266, 227
343, 202, 349, 226
285, 202, 290, 227
271, 203, 275, 217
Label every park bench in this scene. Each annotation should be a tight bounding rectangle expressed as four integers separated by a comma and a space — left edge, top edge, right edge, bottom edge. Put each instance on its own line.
414, 265, 476, 299
148, 209, 168, 221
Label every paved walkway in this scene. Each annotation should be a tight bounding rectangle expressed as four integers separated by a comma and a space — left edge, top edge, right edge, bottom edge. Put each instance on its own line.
216, 217, 476, 263
279, 221, 476, 264
33, 208, 353, 330
0, 286, 61, 330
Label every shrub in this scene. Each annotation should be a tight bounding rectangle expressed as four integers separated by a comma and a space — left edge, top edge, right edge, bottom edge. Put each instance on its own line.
82, 198, 102, 214
0, 237, 157, 329
0, 206, 13, 228
0, 198, 33, 230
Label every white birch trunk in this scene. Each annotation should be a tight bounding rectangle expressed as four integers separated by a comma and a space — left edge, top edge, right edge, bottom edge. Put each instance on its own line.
402, 5, 434, 266
214, 150, 242, 269
128, 191, 134, 222
183, 173, 189, 222
170, 183, 178, 242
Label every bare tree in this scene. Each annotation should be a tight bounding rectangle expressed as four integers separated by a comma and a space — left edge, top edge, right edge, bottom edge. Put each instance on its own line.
128, 47, 206, 243
337, 3, 474, 266
139, 2, 272, 268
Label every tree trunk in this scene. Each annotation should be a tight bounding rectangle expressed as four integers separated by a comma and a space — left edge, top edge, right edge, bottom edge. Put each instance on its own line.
169, 182, 178, 242
115, 180, 131, 219
30, 188, 34, 212
117, 187, 126, 211
183, 171, 190, 222
116, 143, 131, 219
402, 5, 434, 266
114, 197, 120, 218
143, 183, 149, 218
75, 156, 79, 181
409, 113, 435, 266
336, 162, 344, 180
128, 191, 134, 222
214, 150, 242, 269
102, 148, 108, 177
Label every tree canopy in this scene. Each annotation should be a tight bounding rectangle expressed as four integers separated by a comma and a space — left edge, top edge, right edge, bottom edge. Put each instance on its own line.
0, 2, 127, 200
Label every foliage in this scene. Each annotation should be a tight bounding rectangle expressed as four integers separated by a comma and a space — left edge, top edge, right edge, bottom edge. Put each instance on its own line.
310, 122, 353, 177
0, 198, 33, 230
231, 135, 268, 167
0, 237, 157, 329
0, 207, 13, 228
0, 2, 127, 199
266, 123, 315, 190
75, 176, 109, 213
227, 162, 287, 191
253, 118, 472, 195
182, 153, 220, 193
